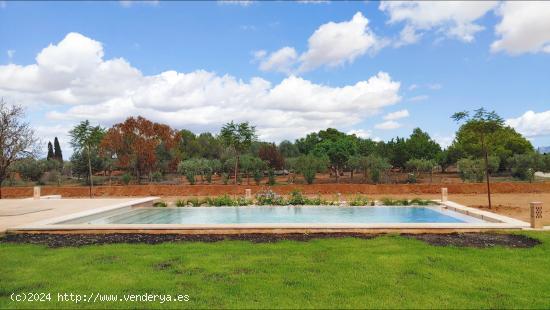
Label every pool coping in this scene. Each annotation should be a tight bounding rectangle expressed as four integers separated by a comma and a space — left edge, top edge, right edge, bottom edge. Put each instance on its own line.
6, 198, 531, 234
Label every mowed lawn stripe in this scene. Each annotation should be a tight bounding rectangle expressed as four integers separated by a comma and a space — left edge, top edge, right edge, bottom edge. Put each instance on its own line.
1, 233, 550, 309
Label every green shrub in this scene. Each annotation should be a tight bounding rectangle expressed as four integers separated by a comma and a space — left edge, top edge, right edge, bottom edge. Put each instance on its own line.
222, 173, 229, 185
349, 195, 369, 206
256, 189, 286, 205
508, 154, 538, 182
175, 199, 186, 207
410, 198, 432, 205
121, 173, 131, 185
207, 194, 236, 207
236, 197, 253, 206
287, 189, 306, 205
267, 168, 276, 185
153, 201, 167, 208
205, 171, 213, 184
253, 170, 263, 185
305, 194, 325, 205
380, 198, 433, 206
294, 154, 329, 184
151, 171, 163, 182
185, 173, 196, 185
458, 157, 500, 182
406, 173, 417, 184
185, 198, 201, 207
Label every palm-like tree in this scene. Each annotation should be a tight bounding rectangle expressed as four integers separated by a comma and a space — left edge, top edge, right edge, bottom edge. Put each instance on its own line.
69, 120, 105, 198
220, 121, 256, 184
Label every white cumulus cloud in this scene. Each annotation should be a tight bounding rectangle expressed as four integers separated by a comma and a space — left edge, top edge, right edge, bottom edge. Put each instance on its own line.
379, 1, 497, 44
257, 46, 298, 74
491, 1, 550, 55
257, 12, 384, 74
0, 32, 403, 144
375, 120, 402, 130
506, 110, 550, 138
383, 109, 409, 121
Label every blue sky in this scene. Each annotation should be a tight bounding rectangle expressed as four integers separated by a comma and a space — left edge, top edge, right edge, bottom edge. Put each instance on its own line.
1, 1, 550, 156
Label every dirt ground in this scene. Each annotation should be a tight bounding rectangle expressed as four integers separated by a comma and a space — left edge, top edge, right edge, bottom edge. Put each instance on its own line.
3, 232, 540, 248
3, 182, 550, 198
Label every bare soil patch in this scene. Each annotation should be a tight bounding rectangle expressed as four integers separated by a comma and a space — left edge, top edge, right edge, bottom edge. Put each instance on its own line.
2, 232, 541, 248
404, 233, 541, 248
2, 181, 550, 199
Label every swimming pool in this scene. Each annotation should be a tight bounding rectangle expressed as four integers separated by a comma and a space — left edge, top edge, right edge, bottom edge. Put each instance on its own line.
58, 205, 483, 225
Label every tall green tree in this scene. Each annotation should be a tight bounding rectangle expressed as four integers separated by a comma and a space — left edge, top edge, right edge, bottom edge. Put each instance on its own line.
312, 137, 357, 183
278, 140, 300, 158
47, 141, 54, 160
405, 128, 441, 161
452, 108, 505, 209
53, 137, 63, 162
69, 120, 105, 198
219, 121, 256, 184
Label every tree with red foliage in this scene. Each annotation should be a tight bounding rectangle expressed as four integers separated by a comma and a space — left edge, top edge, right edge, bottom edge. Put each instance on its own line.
258, 143, 284, 170
101, 116, 179, 183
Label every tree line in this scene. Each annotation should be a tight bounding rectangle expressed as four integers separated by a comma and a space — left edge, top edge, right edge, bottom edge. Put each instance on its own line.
2, 99, 550, 200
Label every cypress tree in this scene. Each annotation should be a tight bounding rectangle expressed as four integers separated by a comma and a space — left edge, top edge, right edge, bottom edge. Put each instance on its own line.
53, 137, 63, 162
47, 141, 54, 160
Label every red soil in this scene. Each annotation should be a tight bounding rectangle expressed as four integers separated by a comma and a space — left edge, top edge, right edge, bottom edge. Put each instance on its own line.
2, 182, 550, 199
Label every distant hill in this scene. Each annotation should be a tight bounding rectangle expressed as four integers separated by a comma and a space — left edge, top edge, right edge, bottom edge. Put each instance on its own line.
538, 146, 550, 154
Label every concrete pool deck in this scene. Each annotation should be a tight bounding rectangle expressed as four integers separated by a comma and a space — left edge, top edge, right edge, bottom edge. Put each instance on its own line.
2, 197, 534, 235
0, 197, 158, 234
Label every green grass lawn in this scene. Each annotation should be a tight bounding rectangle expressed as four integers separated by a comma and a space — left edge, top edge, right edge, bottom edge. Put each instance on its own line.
1, 233, 550, 309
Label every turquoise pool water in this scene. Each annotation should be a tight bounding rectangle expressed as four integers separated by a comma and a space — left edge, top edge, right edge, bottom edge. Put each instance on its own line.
60, 206, 481, 225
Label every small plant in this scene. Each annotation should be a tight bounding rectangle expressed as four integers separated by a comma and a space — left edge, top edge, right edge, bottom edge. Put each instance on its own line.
121, 173, 131, 185
186, 197, 201, 207
208, 194, 236, 207
381, 198, 399, 206
205, 171, 213, 184
153, 201, 167, 208
185, 173, 195, 185
380, 198, 433, 206
410, 198, 433, 206
222, 173, 229, 185
406, 173, 417, 184
287, 189, 306, 205
256, 189, 286, 205
267, 168, 276, 185
349, 195, 369, 206
236, 197, 253, 206
175, 199, 186, 207
151, 171, 163, 182
305, 194, 324, 205
253, 170, 263, 185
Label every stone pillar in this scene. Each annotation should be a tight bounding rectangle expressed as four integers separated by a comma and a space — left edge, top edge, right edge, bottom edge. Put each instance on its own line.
530, 202, 543, 229
441, 188, 448, 202
245, 189, 252, 200
33, 186, 41, 200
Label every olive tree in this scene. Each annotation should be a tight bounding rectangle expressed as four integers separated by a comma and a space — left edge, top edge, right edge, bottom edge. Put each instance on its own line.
294, 154, 329, 184
406, 158, 437, 183
359, 155, 391, 184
